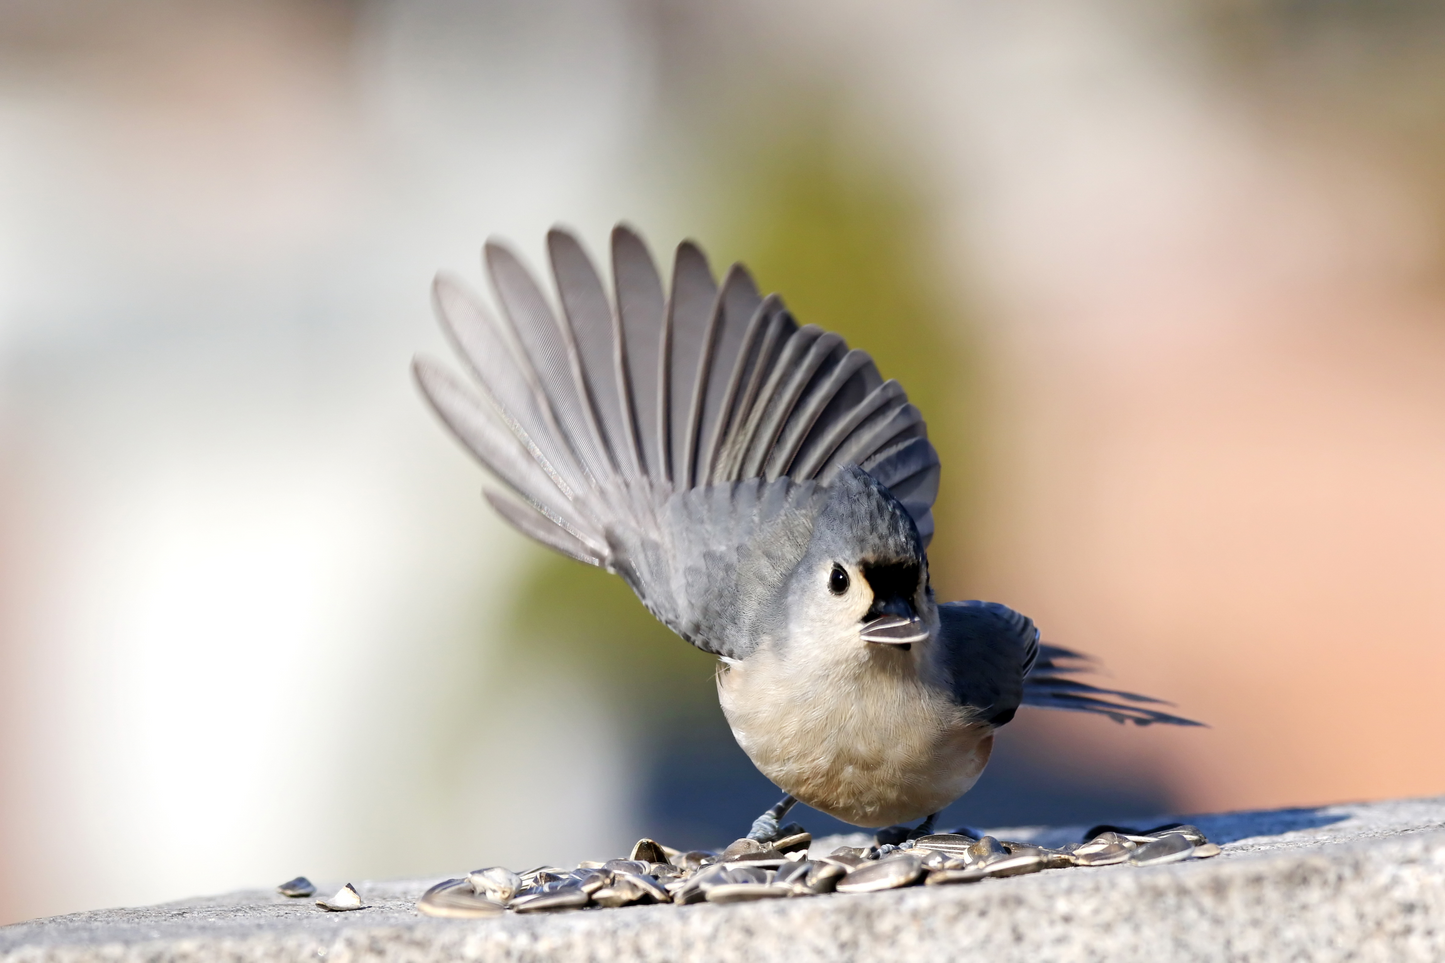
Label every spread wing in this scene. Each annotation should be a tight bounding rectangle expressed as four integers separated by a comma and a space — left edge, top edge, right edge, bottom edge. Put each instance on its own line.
413, 224, 941, 656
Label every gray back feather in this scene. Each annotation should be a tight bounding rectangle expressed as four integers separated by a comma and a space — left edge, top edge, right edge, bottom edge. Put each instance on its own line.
415, 224, 943, 657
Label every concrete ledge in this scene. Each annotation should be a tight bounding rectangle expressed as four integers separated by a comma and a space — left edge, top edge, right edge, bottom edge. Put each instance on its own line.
4, 797, 1444, 962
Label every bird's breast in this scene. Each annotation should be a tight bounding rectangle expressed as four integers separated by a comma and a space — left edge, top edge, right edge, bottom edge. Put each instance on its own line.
716, 646, 993, 827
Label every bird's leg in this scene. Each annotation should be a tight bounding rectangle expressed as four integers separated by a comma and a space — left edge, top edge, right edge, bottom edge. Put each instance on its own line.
907, 812, 937, 840
745, 794, 798, 843
875, 812, 939, 847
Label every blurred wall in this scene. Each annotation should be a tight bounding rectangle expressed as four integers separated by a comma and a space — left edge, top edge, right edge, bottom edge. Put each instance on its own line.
2, 0, 1445, 926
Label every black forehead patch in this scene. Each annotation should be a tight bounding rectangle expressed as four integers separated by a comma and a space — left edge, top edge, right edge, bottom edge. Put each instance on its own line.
863, 560, 921, 601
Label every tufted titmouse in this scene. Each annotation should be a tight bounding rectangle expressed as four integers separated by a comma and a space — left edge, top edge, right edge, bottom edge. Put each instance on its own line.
414, 225, 1199, 841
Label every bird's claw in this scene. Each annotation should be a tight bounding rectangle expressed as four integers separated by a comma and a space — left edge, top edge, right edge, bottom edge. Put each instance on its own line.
746, 812, 781, 843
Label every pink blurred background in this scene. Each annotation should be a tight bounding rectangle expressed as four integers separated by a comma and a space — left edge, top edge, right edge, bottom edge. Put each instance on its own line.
2, 0, 1444, 925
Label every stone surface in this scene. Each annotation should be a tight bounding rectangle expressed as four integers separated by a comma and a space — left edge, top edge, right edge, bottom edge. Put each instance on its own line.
4, 796, 1445, 962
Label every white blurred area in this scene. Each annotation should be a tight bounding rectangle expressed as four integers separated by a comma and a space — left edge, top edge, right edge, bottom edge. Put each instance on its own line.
4, 0, 1445, 927
0, 0, 661, 922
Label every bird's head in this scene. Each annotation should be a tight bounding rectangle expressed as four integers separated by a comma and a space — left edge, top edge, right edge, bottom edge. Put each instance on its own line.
785, 466, 936, 660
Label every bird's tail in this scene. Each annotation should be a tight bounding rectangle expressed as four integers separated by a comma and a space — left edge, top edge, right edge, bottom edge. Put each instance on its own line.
1022, 644, 1204, 727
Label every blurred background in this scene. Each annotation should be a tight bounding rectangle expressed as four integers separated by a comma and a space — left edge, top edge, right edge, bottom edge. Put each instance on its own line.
2, 0, 1445, 925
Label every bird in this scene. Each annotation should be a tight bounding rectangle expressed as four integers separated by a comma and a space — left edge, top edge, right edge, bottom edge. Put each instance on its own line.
413, 223, 1201, 844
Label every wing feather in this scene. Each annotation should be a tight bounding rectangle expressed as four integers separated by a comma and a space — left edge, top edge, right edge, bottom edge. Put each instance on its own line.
420, 224, 945, 655
486, 241, 613, 484
485, 490, 604, 565
431, 273, 593, 507
765, 349, 879, 479
692, 265, 763, 486
548, 229, 633, 478
611, 225, 666, 477
861, 436, 942, 515
664, 241, 718, 486
412, 358, 602, 549
710, 299, 798, 483
791, 379, 904, 480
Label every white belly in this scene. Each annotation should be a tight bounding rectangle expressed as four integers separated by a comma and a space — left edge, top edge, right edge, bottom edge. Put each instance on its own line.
716, 646, 993, 827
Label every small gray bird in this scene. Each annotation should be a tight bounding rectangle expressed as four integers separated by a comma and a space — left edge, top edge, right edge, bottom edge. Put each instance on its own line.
414, 224, 1199, 841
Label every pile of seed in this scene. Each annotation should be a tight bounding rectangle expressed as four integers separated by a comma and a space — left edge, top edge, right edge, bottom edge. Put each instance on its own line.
281, 822, 1219, 918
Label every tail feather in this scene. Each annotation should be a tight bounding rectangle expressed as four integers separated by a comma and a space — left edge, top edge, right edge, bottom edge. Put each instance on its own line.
1024, 643, 1204, 727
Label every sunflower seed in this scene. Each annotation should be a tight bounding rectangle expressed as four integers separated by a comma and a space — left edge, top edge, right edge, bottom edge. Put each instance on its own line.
836, 853, 923, 893
721, 838, 764, 860
676, 851, 714, 871
1083, 823, 1164, 843
629, 838, 668, 863
968, 836, 1009, 861
592, 873, 660, 909
571, 869, 612, 895
726, 855, 788, 868
1071, 843, 1133, 866
1003, 844, 1072, 869
1077, 832, 1136, 854
674, 886, 708, 905
801, 860, 845, 893
926, 866, 990, 885
820, 850, 861, 867
772, 832, 813, 854
468, 867, 522, 903
619, 872, 671, 902
704, 883, 792, 903
276, 877, 315, 898
316, 883, 363, 912
982, 853, 1047, 878
1192, 842, 1222, 858
724, 865, 771, 885
908, 834, 976, 858
511, 886, 590, 913
670, 862, 732, 904
602, 859, 650, 875
918, 850, 949, 871
1129, 833, 1195, 866
417, 878, 505, 919
774, 860, 811, 888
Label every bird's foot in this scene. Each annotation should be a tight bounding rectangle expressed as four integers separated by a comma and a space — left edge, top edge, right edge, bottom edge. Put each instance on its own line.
875, 813, 938, 847
745, 794, 799, 843
746, 812, 780, 843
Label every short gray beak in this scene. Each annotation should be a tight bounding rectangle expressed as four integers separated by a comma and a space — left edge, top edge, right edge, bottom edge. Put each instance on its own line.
859, 615, 929, 645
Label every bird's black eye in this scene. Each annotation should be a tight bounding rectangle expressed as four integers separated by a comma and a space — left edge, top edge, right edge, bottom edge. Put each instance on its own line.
829, 565, 850, 595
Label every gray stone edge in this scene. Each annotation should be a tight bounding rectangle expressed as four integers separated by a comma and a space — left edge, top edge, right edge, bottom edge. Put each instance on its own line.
5, 821, 1445, 963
